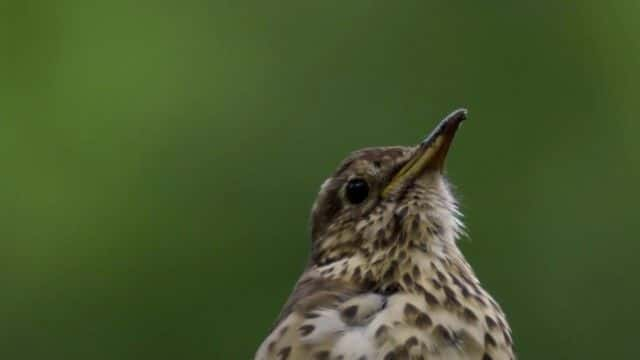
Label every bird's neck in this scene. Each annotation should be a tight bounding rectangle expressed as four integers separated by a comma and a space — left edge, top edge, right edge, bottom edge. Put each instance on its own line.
313, 206, 478, 295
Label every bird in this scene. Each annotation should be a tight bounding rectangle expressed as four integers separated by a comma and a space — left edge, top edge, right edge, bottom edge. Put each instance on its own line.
255, 109, 514, 360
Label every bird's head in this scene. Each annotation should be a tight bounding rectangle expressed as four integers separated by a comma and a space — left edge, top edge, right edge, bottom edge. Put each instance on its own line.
310, 109, 468, 274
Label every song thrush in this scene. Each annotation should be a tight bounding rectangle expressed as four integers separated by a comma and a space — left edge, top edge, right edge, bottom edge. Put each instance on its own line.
256, 109, 514, 360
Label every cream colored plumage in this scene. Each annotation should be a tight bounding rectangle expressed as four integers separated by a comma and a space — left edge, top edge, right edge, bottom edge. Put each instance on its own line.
256, 110, 514, 360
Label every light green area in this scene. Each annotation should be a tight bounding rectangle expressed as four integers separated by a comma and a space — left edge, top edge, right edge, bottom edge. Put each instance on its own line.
2, 1, 639, 358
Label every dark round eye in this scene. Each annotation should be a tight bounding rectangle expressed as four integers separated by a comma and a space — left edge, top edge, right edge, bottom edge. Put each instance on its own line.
345, 178, 369, 204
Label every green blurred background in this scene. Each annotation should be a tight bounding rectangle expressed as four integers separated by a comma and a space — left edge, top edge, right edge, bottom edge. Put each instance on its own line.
2, 1, 639, 359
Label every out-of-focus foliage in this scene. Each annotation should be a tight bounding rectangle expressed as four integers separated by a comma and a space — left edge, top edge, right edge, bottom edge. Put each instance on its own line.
2, 1, 639, 358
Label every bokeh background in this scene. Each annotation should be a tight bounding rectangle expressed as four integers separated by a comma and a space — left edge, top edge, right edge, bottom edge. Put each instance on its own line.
2, 1, 639, 359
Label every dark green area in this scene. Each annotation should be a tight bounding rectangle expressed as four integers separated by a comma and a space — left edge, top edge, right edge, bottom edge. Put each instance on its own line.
2, 1, 639, 358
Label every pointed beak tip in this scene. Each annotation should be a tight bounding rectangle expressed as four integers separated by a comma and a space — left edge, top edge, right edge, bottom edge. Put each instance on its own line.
383, 108, 469, 198
445, 108, 468, 128
420, 107, 468, 146
452, 107, 468, 119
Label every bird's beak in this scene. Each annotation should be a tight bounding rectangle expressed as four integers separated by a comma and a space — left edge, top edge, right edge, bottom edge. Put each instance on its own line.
382, 108, 467, 199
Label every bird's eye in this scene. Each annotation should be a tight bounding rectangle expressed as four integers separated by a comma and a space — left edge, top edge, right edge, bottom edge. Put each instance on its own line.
345, 178, 369, 204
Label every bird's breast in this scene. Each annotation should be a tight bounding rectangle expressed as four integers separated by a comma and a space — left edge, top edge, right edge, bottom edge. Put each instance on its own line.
256, 250, 513, 360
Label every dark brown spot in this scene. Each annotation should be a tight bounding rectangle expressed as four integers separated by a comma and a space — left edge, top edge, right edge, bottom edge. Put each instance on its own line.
278, 326, 289, 336
459, 272, 473, 284
412, 265, 420, 278
341, 305, 358, 319
474, 294, 487, 307
299, 324, 315, 336
375, 324, 389, 339
485, 316, 497, 329
423, 290, 439, 305
313, 351, 330, 360
431, 278, 442, 289
304, 312, 320, 319
364, 270, 375, 282
362, 270, 376, 290
404, 303, 419, 318
485, 332, 497, 347
383, 261, 398, 281
363, 280, 376, 291
415, 312, 432, 328
267, 341, 276, 353
278, 346, 291, 360
436, 270, 447, 283
482, 354, 493, 360
460, 273, 480, 292
462, 307, 478, 322
443, 286, 460, 307
434, 324, 452, 343
353, 267, 361, 280
451, 275, 462, 287
357, 356, 367, 360
381, 282, 400, 295
396, 347, 409, 359
404, 336, 418, 348
402, 273, 413, 287
452, 275, 470, 296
